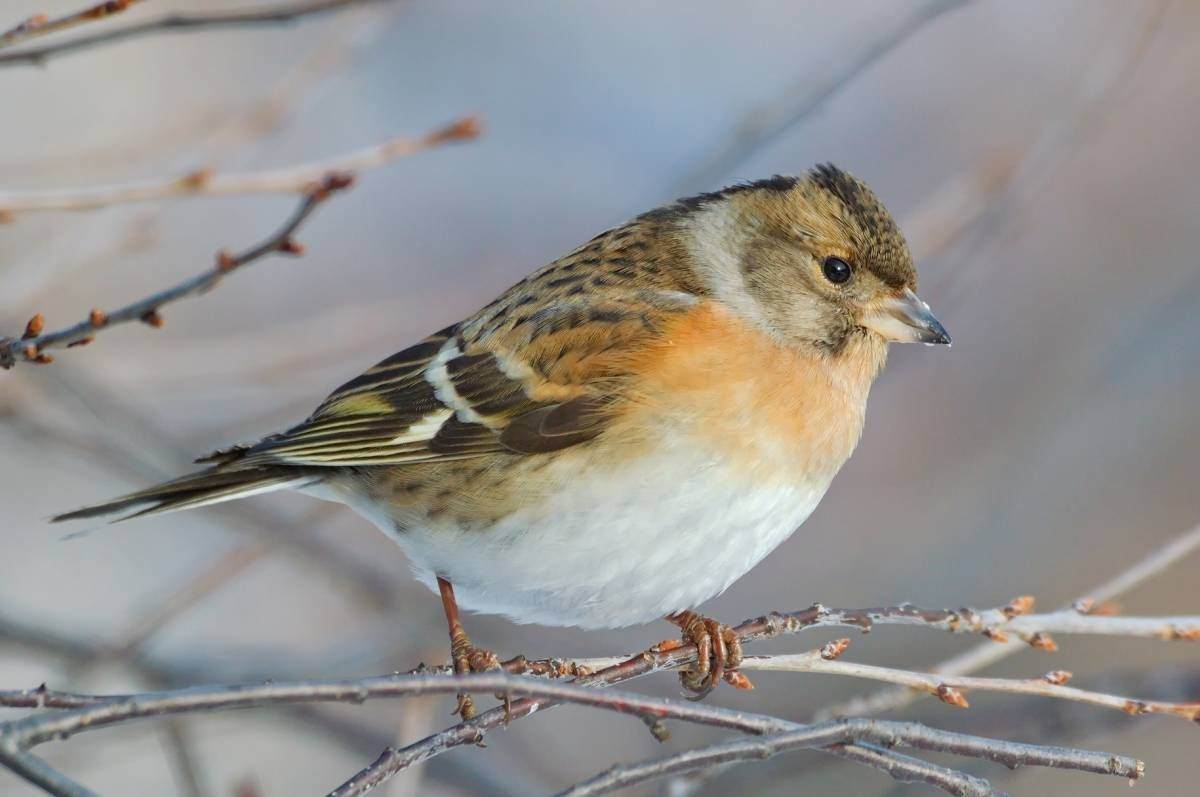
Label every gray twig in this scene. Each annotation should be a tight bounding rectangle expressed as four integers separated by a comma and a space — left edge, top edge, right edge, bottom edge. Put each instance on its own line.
0, 173, 353, 369
0, 673, 1142, 797
676, 0, 970, 193
0, 0, 393, 67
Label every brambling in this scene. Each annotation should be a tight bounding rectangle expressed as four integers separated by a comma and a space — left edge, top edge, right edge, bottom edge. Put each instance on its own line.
55, 165, 949, 715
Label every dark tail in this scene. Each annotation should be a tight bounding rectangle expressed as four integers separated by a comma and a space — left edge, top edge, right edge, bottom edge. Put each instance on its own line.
52, 465, 317, 523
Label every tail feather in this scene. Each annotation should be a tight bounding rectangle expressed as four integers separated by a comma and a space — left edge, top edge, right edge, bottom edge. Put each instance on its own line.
51, 466, 316, 523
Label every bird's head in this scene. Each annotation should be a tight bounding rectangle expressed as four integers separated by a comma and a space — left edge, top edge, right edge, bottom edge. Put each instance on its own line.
674, 165, 950, 357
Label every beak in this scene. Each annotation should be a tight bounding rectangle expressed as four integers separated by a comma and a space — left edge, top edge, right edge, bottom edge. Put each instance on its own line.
862, 288, 951, 345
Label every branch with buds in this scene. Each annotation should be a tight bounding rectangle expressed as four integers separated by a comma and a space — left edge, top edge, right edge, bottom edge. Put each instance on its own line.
0, 117, 480, 370
0, 117, 479, 217
0, 174, 350, 369
0, 0, 389, 66
0, 1, 145, 51
0, 672, 1146, 797
1, 593, 1194, 797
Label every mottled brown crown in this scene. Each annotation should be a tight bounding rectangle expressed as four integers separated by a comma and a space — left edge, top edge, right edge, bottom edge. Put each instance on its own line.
808, 164, 914, 288
644, 166, 914, 289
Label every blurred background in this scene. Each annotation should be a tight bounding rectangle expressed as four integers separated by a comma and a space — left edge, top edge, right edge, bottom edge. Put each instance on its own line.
2, 0, 1198, 794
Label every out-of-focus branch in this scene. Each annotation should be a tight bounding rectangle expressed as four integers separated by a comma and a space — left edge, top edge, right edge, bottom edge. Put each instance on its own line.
0, 1, 145, 51
108, 543, 270, 658
0, 117, 480, 217
817, 522, 1200, 720
4, 378, 398, 608
0, 674, 1142, 797
676, 0, 969, 193
742, 642, 1200, 722
0, 0, 392, 67
0, 173, 353, 369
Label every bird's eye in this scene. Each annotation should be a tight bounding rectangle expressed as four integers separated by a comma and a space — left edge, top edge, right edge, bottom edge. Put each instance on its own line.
822, 256, 853, 285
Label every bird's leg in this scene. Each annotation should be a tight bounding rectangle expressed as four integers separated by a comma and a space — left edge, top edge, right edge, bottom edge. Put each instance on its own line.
437, 576, 501, 721
665, 611, 751, 699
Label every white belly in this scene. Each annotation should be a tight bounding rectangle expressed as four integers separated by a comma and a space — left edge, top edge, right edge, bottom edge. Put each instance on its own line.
329, 444, 831, 630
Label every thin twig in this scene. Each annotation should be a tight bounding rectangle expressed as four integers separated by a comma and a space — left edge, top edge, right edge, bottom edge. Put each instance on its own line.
1, 593, 1182, 795
0, 674, 1142, 797
828, 743, 998, 797
160, 720, 208, 797
0, 173, 353, 369
558, 733, 1008, 797
109, 543, 269, 658
817, 522, 1200, 720
0, 117, 480, 217
742, 646, 1200, 721
676, 0, 970, 193
0, 0, 145, 51
331, 593, 1194, 794
0, 0, 390, 66
4, 385, 397, 608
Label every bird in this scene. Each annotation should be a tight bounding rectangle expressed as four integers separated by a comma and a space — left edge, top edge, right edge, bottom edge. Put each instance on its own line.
54, 164, 950, 718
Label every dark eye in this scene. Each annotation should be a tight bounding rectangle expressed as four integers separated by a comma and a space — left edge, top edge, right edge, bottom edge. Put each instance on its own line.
822, 256, 853, 285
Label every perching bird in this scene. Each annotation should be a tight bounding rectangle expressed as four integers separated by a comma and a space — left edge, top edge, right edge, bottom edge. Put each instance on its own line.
55, 165, 949, 717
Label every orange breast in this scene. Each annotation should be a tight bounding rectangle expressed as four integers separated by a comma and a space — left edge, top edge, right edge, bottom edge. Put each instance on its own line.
608, 301, 884, 484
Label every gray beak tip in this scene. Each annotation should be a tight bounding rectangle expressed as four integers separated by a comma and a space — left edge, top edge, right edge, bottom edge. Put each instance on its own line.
923, 323, 952, 346
864, 288, 952, 346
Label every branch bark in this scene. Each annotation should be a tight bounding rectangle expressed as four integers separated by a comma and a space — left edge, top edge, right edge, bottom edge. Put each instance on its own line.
0, 1, 145, 51
331, 595, 1198, 794
0, 117, 479, 217
4, 591, 1191, 796
0, 0, 391, 67
557, 723, 1144, 797
0, 174, 351, 369
0, 673, 1142, 797
816, 522, 1200, 721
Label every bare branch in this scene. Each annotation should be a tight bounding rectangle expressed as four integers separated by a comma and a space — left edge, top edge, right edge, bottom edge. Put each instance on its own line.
0, 117, 480, 217
4, 590, 1188, 793
109, 543, 269, 658
333, 593, 1192, 794
676, 0, 969, 193
0, 0, 392, 67
826, 743, 997, 797
0, 0, 145, 51
558, 733, 1016, 797
818, 522, 1200, 720
0, 173, 353, 369
4, 385, 397, 607
0, 673, 1142, 797
743, 646, 1200, 722
159, 721, 209, 797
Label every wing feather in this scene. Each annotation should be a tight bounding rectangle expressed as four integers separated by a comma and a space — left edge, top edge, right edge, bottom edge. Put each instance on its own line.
224, 225, 702, 469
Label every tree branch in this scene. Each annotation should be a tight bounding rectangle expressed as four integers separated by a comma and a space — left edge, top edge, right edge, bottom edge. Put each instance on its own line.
742, 643, 1200, 722
816, 522, 1200, 720
0, 173, 351, 369
0, 117, 480, 217
0, 1, 145, 51
331, 593, 1192, 795
0, 673, 1142, 797
0, 0, 391, 67
3, 589, 1185, 795
557, 733, 1016, 797
675, 0, 970, 193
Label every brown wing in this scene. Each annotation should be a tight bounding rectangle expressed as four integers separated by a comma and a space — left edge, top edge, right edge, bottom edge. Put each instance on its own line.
223, 219, 701, 468
232, 306, 690, 467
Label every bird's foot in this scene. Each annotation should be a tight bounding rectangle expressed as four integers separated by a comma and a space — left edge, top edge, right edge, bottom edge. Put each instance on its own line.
438, 575, 509, 724
665, 611, 752, 699
450, 634, 503, 721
